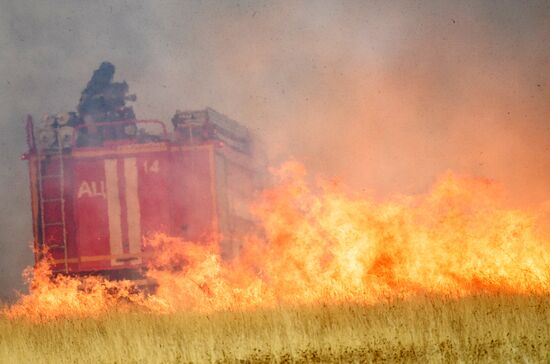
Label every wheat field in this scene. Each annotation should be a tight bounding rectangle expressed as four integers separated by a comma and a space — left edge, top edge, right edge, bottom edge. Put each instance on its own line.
0, 294, 549, 363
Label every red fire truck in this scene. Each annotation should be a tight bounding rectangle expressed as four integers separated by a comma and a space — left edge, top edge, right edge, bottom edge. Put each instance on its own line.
23, 108, 264, 279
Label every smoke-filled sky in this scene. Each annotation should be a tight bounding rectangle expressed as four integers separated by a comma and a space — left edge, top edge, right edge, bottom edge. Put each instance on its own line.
0, 0, 549, 299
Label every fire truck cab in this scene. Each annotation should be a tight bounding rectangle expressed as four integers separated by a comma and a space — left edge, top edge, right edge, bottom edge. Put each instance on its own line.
24, 108, 264, 277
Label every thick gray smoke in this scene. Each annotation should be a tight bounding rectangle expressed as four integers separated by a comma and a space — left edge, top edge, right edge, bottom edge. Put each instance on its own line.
0, 0, 549, 301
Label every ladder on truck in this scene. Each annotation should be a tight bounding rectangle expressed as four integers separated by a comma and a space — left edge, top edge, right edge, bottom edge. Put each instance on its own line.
36, 125, 69, 273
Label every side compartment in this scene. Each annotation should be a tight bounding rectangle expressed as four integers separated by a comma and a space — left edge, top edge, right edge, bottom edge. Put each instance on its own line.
72, 157, 112, 270
214, 146, 263, 259
170, 145, 218, 243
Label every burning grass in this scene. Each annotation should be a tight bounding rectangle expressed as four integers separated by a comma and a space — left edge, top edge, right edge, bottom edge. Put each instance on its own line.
1, 294, 550, 363
2, 162, 550, 361
6, 162, 550, 322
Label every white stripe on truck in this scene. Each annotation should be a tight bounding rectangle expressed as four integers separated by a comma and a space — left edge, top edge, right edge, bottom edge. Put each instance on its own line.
124, 158, 142, 263
104, 159, 123, 266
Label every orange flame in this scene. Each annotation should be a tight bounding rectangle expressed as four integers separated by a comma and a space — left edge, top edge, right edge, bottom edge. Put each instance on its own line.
5, 255, 174, 320
5, 161, 550, 321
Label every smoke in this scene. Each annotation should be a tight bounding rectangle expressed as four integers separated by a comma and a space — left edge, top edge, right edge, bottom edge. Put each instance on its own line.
0, 0, 549, 300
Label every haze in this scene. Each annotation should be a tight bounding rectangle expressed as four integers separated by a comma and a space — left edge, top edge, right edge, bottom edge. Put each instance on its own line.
0, 0, 549, 300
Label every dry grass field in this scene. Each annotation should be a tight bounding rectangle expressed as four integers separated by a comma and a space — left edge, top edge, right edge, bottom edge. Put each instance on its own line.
1, 294, 549, 363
